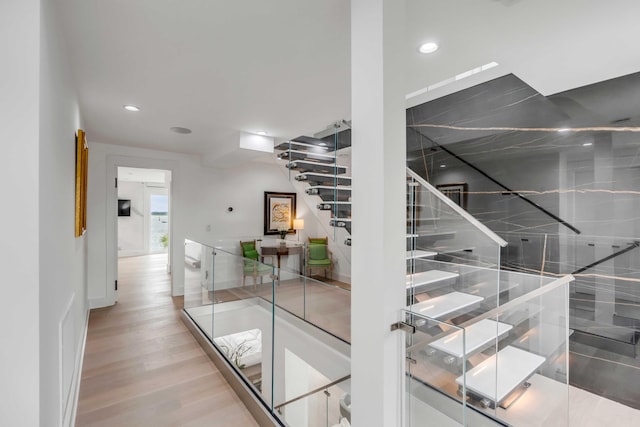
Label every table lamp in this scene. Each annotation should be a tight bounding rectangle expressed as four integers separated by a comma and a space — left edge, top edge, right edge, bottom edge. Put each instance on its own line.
293, 218, 304, 241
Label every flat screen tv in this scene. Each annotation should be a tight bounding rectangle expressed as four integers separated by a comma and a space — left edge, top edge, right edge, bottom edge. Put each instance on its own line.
118, 199, 131, 217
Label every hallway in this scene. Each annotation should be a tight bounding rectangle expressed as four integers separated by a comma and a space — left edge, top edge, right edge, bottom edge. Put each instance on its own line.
76, 254, 258, 426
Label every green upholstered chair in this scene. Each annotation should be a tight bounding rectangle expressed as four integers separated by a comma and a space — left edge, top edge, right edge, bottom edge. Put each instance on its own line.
306, 237, 333, 280
240, 240, 273, 287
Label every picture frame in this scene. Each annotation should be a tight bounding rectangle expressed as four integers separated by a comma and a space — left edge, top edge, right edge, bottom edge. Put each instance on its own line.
264, 191, 296, 235
436, 182, 468, 210
75, 129, 89, 237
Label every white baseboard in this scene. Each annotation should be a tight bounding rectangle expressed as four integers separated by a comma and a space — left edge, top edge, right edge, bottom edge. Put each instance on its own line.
62, 306, 89, 427
89, 296, 114, 309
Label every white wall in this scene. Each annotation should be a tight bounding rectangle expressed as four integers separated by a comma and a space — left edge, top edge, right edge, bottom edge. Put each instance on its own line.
0, 1, 41, 425
117, 181, 145, 256
88, 143, 326, 307
39, 0, 86, 425
0, 1, 87, 426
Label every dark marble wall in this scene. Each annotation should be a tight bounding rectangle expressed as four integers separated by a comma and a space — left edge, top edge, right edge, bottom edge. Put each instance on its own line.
406, 73, 640, 333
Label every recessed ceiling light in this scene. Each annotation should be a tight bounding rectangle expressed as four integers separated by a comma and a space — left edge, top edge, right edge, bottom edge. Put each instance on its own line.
256, 131, 267, 136
440, 164, 446, 168
124, 105, 140, 112
583, 142, 593, 146
170, 126, 192, 134
418, 42, 439, 54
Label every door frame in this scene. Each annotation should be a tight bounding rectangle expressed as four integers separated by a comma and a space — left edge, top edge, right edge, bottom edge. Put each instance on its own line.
106, 155, 177, 305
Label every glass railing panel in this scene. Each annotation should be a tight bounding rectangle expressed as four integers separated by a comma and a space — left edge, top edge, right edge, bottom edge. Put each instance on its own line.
266, 272, 350, 343
275, 377, 351, 427
403, 310, 467, 427
183, 238, 351, 417
477, 274, 571, 426
269, 264, 351, 413
499, 231, 640, 349
406, 258, 557, 324
183, 239, 214, 317
407, 168, 506, 270
209, 247, 277, 407
403, 273, 572, 427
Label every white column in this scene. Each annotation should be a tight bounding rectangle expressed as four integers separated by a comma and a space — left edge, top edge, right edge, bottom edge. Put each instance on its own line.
351, 1, 406, 426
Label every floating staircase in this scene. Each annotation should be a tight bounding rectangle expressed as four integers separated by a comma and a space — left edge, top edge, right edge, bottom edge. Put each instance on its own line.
405, 167, 572, 414
275, 134, 352, 239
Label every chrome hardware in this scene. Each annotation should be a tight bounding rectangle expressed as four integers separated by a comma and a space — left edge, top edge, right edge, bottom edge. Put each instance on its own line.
390, 321, 416, 334
480, 398, 492, 408
443, 356, 456, 365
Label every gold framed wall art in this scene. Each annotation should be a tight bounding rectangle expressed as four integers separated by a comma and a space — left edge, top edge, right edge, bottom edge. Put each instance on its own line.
75, 129, 88, 237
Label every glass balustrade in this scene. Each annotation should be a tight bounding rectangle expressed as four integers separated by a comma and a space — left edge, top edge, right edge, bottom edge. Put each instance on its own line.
407, 167, 506, 270
404, 167, 572, 426
403, 273, 571, 427
498, 231, 640, 350
183, 238, 350, 423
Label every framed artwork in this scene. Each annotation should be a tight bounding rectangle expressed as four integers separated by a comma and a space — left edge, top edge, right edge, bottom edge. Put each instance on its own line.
75, 129, 89, 237
264, 191, 296, 235
436, 182, 468, 210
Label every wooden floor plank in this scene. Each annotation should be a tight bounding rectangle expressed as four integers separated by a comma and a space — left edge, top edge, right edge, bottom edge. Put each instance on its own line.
76, 254, 258, 426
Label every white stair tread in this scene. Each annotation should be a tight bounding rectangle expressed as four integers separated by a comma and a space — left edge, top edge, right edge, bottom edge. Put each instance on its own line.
409, 291, 484, 319
455, 346, 546, 404
429, 319, 513, 358
406, 250, 438, 259
318, 201, 352, 205
288, 160, 348, 168
307, 185, 352, 191
298, 172, 352, 179
275, 141, 330, 151
407, 270, 458, 288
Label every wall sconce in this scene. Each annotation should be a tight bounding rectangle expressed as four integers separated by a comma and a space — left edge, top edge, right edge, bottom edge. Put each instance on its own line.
293, 218, 304, 241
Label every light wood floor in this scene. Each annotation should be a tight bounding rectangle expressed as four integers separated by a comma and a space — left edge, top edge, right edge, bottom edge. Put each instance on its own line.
76, 254, 258, 427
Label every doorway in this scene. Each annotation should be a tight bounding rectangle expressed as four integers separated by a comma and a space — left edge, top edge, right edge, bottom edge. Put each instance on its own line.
116, 167, 172, 301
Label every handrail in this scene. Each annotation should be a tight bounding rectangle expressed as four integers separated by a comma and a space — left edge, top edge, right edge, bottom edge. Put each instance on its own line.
407, 167, 508, 247
572, 241, 640, 274
274, 374, 351, 410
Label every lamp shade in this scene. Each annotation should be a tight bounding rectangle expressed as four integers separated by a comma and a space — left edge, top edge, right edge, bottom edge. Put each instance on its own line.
293, 218, 304, 230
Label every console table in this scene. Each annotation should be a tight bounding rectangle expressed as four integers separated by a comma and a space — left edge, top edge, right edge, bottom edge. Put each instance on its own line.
261, 243, 304, 273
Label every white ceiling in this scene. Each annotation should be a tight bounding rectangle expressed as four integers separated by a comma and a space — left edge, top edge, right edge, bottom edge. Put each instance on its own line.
56, 0, 640, 159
